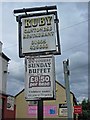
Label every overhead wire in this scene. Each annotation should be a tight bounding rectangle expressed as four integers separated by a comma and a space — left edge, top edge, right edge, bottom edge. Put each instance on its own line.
56, 63, 88, 75
60, 19, 88, 31
62, 41, 88, 53
8, 56, 88, 76
3, 19, 88, 50
3, 19, 88, 73
6, 39, 88, 72
7, 41, 88, 72
3, 43, 17, 50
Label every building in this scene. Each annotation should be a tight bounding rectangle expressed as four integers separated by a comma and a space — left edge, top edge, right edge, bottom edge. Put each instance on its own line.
0, 41, 10, 94
15, 81, 77, 119
0, 41, 3, 94
0, 41, 14, 118
0, 93, 16, 119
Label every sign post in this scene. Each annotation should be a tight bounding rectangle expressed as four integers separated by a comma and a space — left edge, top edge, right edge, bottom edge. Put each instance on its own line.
13, 5, 61, 120
38, 100, 43, 120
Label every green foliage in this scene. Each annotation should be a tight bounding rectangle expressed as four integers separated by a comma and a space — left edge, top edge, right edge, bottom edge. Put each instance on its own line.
78, 99, 90, 120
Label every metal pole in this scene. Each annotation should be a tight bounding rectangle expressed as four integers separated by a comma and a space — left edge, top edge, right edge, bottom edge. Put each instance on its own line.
13, 5, 57, 14
38, 100, 43, 120
63, 59, 73, 119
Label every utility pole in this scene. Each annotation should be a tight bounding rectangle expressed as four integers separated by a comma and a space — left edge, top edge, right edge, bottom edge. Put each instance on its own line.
63, 59, 73, 119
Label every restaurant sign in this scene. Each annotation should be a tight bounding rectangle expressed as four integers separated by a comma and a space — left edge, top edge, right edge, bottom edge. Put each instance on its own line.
22, 14, 56, 54
25, 55, 56, 100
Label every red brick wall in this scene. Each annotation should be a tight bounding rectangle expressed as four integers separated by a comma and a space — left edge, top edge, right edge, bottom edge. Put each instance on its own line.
2, 95, 16, 119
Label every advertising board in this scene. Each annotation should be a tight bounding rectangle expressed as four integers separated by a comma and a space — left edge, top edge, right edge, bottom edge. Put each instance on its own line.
74, 105, 82, 114
28, 105, 57, 116
7, 96, 14, 111
22, 14, 56, 54
59, 103, 68, 117
25, 55, 56, 100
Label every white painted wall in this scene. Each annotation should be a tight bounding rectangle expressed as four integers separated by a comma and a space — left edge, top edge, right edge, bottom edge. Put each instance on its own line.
0, 42, 2, 93
2, 58, 8, 94
0, 41, 9, 94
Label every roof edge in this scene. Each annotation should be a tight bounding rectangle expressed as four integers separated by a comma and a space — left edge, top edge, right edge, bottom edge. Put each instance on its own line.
15, 81, 74, 97
0, 92, 15, 97
15, 80, 77, 104
56, 80, 73, 95
2, 52, 10, 61
15, 89, 24, 98
56, 81, 77, 105
15, 81, 63, 98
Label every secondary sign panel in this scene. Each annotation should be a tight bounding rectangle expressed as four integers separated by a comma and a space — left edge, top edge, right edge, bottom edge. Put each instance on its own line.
28, 105, 57, 116
74, 106, 82, 114
59, 103, 68, 117
25, 55, 56, 100
7, 96, 15, 111
22, 14, 56, 54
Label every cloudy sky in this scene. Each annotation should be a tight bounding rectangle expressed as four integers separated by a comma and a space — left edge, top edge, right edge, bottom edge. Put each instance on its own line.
1, 2, 88, 102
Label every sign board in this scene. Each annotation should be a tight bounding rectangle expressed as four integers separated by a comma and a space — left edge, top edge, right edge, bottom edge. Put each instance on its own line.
59, 103, 68, 117
28, 105, 57, 116
22, 14, 56, 54
25, 55, 56, 100
7, 96, 14, 111
14, 6, 61, 57
74, 106, 82, 114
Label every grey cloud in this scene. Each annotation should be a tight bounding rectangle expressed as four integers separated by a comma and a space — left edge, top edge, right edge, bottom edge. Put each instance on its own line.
7, 60, 25, 83
75, 2, 88, 11
69, 51, 88, 84
7, 78, 24, 96
71, 82, 88, 97
70, 51, 88, 69
73, 3, 88, 20
8, 67, 25, 82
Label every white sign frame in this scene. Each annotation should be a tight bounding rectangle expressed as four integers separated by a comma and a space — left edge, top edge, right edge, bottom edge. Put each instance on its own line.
25, 55, 56, 100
